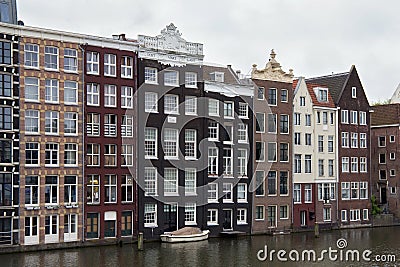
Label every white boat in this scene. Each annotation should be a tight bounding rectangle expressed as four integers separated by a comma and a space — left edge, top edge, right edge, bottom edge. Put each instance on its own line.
160, 227, 210, 243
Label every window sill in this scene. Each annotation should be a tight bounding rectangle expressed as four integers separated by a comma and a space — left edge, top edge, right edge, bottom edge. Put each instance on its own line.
64, 103, 79, 106
237, 222, 247, 225
44, 68, 59, 72
144, 81, 158, 85
121, 76, 133, 79
24, 66, 40, 70
207, 223, 218, 226
145, 110, 159, 113
64, 70, 78, 74
185, 85, 198, 89
87, 72, 100, 76
144, 224, 158, 228
185, 157, 197, 161
145, 157, 158, 160
24, 99, 40, 103
207, 200, 219, 204
222, 201, 234, 204
164, 157, 179, 160
185, 222, 197, 226
185, 113, 198, 116
237, 201, 248, 204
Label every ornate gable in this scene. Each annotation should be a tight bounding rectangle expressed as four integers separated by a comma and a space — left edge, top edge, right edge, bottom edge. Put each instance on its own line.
251, 49, 294, 83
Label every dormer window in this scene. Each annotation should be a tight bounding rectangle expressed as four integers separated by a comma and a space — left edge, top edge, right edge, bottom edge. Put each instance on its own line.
210, 72, 224, 82
352, 87, 357, 98
314, 87, 328, 102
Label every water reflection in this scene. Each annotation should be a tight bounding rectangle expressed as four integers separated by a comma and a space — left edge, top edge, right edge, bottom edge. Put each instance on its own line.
1, 227, 400, 266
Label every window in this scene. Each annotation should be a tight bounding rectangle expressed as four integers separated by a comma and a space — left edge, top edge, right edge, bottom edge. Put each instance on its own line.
255, 142, 265, 162
210, 72, 224, 82
256, 113, 265, 132
0, 107, 11, 130
380, 170, 387, 180
207, 209, 218, 225
238, 149, 247, 176
86, 52, 99, 75
352, 87, 357, 98
342, 157, 349, 172
24, 77, 39, 101
350, 110, 358, 124
360, 157, 367, 172
238, 103, 248, 118
351, 182, 359, 199
317, 112, 321, 123
45, 111, 59, 134
238, 123, 248, 143
318, 183, 335, 201
104, 144, 117, 166
121, 86, 133, 109
104, 84, 116, 107
121, 144, 133, 166
223, 148, 233, 176
64, 143, 77, 166
25, 110, 39, 134
294, 154, 301, 173
379, 153, 386, 164
0, 140, 11, 163
390, 169, 396, 176
359, 111, 366, 125
268, 171, 277, 195
304, 184, 312, 203
64, 48, 77, 72
64, 176, 77, 204
86, 213, 99, 238
144, 168, 157, 196
208, 99, 219, 116
145, 92, 158, 112
223, 124, 233, 144
268, 88, 277, 105
280, 114, 289, 134
45, 215, 58, 241
164, 94, 179, 114
164, 129, 178, 158
280, 143, 289, 162
341, 210, 347, 222
87, 175, 100, 204
25, 143, 39, 165
257, 87, 264, 100
208, 148, 218, 176
144, 67, 157, 84
255, 206, 264, 220
184, 168, 196, 196
64, 81, 78, 105
294, 133, 301, 145
318, 159, 324, 176
330, 112, 334, 125
164, 70, 179, 86
323, 207, 331, 222
237, 183, 247, 203
318, 136, 324, 152
268, 114, 277, 133
185, 96, 197, 115
294, 184, 301, 203
144, 204, 157, 227
87, 83, 99, 106
164, 168, 178, 196
341, 110, 349, 124
145, 128, 157, 158
86, 144, 100, 166
224, 102, 234, 118
267, 142, 276, 162
341, 132, 349, 148
317, 88, 328, 102
305, 155, 312, 173
0, 173, 11, 206
104, 114, 117, 137
255, 171, 265, 196
280, 171, 288, 195
362, 209, 369, 220
390, 135, 395, 143
121, 56, 133, 78
45, 176, 58, 205
104, 54, 116, 76
86, 113, 100, 136
351, 157, 358, 172
360, 182, 368, 199
305, 114, 311, 126
185, 203, 196, 225
207, 183, 218, 202
323, 112, 328, 125
185, 129, 196, 159
300, 96, 306, 107
44, 46, 59, 70
121, 115, 133, 137
120, 211, 132, 237
185, 72, 197, 88
104, 175, 117, 203
25, 176, 39, 205
237, 209, 247, 224
208, 121, 219, 141
24, 44, 39, 68
305, 133, 312, 145
350, 209, 360, 221
45, 143, 59, 166
121, 175, 134, 202
360, 133, 367, 148
222, 183, 233, 202
281, 89, 288, 102
328, 136, 334, 152
328, 159, 334, 177
294, 113, 301, 126
341, 182, 350, 200
378, 136, 386, 147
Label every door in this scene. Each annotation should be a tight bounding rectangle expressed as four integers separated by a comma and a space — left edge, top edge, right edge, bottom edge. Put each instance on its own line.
223, 209, 233, 231
300, 211, 307, 226
380, 187, 387, 204
164, 203, 178, 232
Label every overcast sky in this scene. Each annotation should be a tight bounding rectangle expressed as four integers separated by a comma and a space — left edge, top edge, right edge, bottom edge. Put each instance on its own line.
18, 0, 400, 103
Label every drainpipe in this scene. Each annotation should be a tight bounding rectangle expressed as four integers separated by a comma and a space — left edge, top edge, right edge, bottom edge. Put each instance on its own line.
335, 107, 339, 224
79, 43, 86, 242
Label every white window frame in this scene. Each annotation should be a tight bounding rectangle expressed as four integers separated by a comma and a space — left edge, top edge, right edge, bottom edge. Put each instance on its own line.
104, 53, 116, 77
86, 113, 100, 136
237, 123, 248, 143
223, 148, 233, 176
44, 214, 59, 243
104, 84, 117, 107
208, 99, 219, 117
64, 143, 78, 166
238, 149, 248, 177
87, 83, 99, 106
104, 175, 117, 203
144, 92, 158, 113
342, 157, 349, 172
352, 87, 357, 98
341, 210, 347, 222
44, 46, 59, 71
208, 148, 218, 176
24, 77, 39, 102
360, 133, 367, 148
144, 203, 157, 227
237, 208, 247, 225
164, 70, 179, 86
86, 175, 100, 204
45, 143, 59, 167
121, 115, 134, 137
185, 72, 197, 88
64, 48, 78, 73
207, 183, 218, 203
350, 110, 358, 125
121, 86, 133, 109
24, 44, 39, 68
184, 168, 197, 196
45, 79, 59, 103
25, 143, 39, 166
45, 111, 59, 135
121, 175, 134, 202
185, 129, 197, 160
341, 182, 350, 200
144, 128, 157, 159
144, 168, 157, 196
121, 56, 133, 78
164, 168, 178, 196
238, 102, 248, 118
360, 157, 367, 172
86, 51, 99, 75
64, 80, 78, 105
341, 110, 349, 124
163, 129, 178, 159
121, 144, 134, 166
351, 157, 358, 173
256, 112, 265, 133
359, 111, 366, 125
144, 67, 157, 84
237, 183, 247, 203
164, 94, 179, 114
207, 209, 218, 226
224, 101, 234, 119
222, 183, 233, 203
185, 96, 197, 115
44, 175, 59, 205
360, 182, 368, 199
25, 175, 39, 205
104, 144, 117, 166
351, 132, 358, 148
184, 203, 196, 226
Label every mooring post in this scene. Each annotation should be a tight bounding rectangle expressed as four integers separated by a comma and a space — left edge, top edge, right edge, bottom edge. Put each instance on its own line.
314, 223, 319, 238
138, 232, 144, 251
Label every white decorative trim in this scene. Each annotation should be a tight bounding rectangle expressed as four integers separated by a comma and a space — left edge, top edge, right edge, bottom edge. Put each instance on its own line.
252, 49, 293, 82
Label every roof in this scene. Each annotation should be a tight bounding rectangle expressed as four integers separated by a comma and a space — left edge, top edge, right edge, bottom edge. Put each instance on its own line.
305, 72, 349, 104
202, 65, 240, 85
306, 82, 336, 108
371, 104, 400, 126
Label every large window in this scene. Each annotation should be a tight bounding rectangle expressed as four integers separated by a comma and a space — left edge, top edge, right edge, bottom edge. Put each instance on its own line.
268, 171, 277, 195
144, 204, 157, 227
238, 103, 248, 118
45, 111, 59, 134
144, 128, 157, 158
144, 168, 157, 196
87, 175, 100, 204
256, 142, 265, 162
256, 113, 265, 132
64, 143, 77, 166
145, 92, 158, 112
208, 99, 219, 116
237, 208, 247, 224
105, 175, 117, 203
45, 143, 59, 166
164, 94, 179, 114
185, 203, 196, 225
185, 129, 196, 159
0, 140, 11, 163
25, 216, 39, 244
207, 183, 218, 202
360, 182, 368, 199
185, 72, 197, 88
87, 83, 99, 106
121, 211, 133, 236
238, 123, 248, 143
0, 173, 11, 206
351, 157, 358, 172
104, 54, 116, 76
86, 213, 99, 238
255, 171, 265, 196
121, 86, 133, 109
185, 168, 196, 196
25, 142, 39, 165
305, 184, 312, 203
293, 184, 301, 203
207, 209, 218, 225
342, 132, 349, 147
208, 148, 218, 176
86, 52, 99, 75
121, 56, 133, 78
121, 115, 133, 137
238, 149, 247, 176
185, 96, 197, 115
0, 41, 11, 65
341, 182, 350, 200
64, 48, 77, 72
280, 143, 288, 162
341, 110, 349, 124
86, 144, 100, 166
44, 215, 58, 241
280, 171, 288, 195
294, 154, 301, 173
24, 77, 39, 101
64, 112, 77, 135
328, 136, 334, 152
351, 133, 358, 148
25, 110, 39, 134
163, 129, 178, 158
104, 84, 116, 107
360, 133, 367, 148
144, 67, 157, 84
164, 70, 179, 86
208, 121, 219, 141
104, 114, 117, 137
255, 206, 264, 220
104, 144, 117, 166
237, 183, 247, 203
25, 175, 39, 205
64, 81, 78, 105
222, 183, 233, 203
122, 175, 134, 202
268, 88, 277, 105
268, 114, 277, 133
121, 144, 133, 166
305, 155, 312, 173
224, 102, 234, 118
64, 176, 77, 204
280, 114, 289, 134
223, 148, 233, 176
44, 46, 59, 70
86, 113, 100, 136
164, 168, 178, 196
24, 44, 39, 68
267, 142, 276, 162
45, 176, 58, 205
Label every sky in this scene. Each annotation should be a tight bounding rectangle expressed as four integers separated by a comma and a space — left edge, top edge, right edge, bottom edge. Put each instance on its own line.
17, 0, 400, 103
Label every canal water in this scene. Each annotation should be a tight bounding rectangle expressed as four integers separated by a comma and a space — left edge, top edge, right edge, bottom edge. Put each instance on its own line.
1, 227, 399, 267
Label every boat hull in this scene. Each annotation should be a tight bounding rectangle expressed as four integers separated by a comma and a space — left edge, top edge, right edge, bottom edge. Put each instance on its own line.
160, 230, 210, 243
